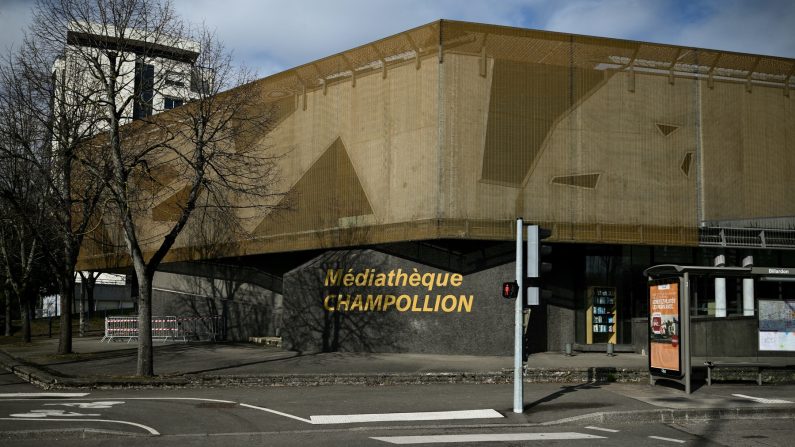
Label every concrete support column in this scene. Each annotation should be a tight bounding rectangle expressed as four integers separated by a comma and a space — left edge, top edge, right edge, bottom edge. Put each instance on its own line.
742, 256, 754, 316
714, 255, 726, 317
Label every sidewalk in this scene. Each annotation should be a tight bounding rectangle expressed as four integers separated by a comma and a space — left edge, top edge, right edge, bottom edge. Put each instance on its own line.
0, 336, 649, 387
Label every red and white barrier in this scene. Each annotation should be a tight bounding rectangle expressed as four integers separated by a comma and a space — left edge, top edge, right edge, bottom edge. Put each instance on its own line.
101, 316, 139, 343
102, 315, 222, 343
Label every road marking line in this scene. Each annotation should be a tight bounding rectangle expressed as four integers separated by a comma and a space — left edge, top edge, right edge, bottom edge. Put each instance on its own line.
371, 432, 605, 444
649, 435, 686, 444
0, 417, 159, 435
311, 409, 503, 425
125, 397, 237, 403
45, 401, 125, 409
3, 396, 313, 425
585, 426, 620, 433
10, 409, 100, 418
238, 403, 313, 424
0, 393, 89, 398
96, 397, 315, 424
732, 394, 793, 404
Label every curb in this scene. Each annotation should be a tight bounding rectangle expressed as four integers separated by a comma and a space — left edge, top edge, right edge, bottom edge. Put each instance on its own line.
524, 367, 647, 383
0, 428, 142, 440
186, 371, 515, 387
192, 367, 650, 387
542, 406, 795, 426
2, 349, 651, 388
0, 350, 56, 389
1, 348, 792, 389
0, 350, 189, 390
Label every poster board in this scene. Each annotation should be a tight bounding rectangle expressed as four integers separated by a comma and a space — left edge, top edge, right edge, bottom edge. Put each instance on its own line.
758, 299, 795, 351
649, 278, 681, 378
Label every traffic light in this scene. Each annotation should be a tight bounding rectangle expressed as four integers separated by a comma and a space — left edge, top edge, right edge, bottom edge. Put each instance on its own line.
526, 225, 552, 306
502, 281, 519, 299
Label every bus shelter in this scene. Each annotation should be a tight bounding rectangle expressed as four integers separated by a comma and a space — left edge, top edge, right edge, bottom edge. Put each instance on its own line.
644, 264, 795, 394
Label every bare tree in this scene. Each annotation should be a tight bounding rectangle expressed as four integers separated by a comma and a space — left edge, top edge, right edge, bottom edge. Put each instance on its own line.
0, 197, 49, 343
25, 0, 280, 376
2, 285, 12, 337
77, 271, 99, 336
0, 91, 57, 342
0, 3, 110, 354
113, 29, 280, 377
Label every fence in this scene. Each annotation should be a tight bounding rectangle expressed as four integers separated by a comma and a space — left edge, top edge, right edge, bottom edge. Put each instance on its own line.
101, 316, 138, 343
102, 315, 222, 343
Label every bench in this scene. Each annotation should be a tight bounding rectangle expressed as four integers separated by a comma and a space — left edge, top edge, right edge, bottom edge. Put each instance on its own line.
704, 361, 771, 386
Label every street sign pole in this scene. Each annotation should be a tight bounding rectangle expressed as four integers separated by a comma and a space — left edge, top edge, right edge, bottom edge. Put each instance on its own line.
514, 218, 524, 413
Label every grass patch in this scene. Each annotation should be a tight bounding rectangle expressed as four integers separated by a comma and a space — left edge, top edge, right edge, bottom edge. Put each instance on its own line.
39, 352, 104, 361
0, 336, 34, 346
1, 316, 106, 341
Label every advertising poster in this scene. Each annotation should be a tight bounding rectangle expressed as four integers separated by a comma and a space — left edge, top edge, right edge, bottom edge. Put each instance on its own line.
758, 300, 795, 351
649, 280, 680, 376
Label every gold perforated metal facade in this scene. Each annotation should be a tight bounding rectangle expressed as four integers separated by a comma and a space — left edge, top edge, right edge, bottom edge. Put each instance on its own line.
80, 20, 795, 270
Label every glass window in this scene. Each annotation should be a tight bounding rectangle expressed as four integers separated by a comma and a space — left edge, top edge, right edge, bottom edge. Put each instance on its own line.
164, 97, 183, 110
164, 71, 185, 87
133, 60, 154, 119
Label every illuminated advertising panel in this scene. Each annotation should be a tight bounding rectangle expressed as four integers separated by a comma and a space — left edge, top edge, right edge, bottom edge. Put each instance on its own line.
649, 279, 681, 378
759, 300, 795, 352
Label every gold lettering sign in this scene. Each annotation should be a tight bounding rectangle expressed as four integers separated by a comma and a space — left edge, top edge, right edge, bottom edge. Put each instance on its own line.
323, 269, 472, 313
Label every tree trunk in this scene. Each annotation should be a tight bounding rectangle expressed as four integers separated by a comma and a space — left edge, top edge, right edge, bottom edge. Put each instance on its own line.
3, 288, 11, 337
79, 276, 86, 337
86, 276, 96, 321
57, 275, 73, 354
21, 294, 31, 343
130, 274, 139, 313
136, 271, 154, 376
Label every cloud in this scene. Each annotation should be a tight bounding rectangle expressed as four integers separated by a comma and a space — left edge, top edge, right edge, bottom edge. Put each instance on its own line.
676, 0, 795, 57
175, 0, 794, 77
1, 0, 793, 76
534, 0, 795, 58
0, 0, 34, 54
544, 0, 667, 41
173, 0, 534, 76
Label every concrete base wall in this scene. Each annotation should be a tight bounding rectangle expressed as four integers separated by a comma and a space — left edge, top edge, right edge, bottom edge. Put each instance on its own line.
281, 249, 517, 355
547, 305, 576, 352
690, 315, 792, 361
152, 272, 283, 341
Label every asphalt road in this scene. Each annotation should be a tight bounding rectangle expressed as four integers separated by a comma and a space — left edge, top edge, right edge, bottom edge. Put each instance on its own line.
1, 379, 793, 445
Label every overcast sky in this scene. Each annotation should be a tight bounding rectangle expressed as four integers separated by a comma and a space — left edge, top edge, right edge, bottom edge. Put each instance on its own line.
1, 0, 794, 78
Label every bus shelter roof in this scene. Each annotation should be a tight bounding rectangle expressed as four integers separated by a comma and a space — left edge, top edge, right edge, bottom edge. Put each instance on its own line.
644, 264, 795, 281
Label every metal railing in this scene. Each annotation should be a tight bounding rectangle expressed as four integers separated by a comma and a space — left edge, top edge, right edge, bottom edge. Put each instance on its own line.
176, 316, 221, 342
700, 227, 795, 249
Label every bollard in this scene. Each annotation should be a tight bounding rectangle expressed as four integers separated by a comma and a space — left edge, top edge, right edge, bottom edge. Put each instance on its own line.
607, 342, 615, 357
565, 343, 573, 356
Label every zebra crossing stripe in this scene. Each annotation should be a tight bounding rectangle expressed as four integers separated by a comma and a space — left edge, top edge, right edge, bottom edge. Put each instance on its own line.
371, 432, 605, 444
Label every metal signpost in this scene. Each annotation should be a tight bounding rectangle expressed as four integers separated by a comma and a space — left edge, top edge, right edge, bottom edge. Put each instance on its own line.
513, 218, 524, 413
502, 220, 550, 412
508, 220, 547, 413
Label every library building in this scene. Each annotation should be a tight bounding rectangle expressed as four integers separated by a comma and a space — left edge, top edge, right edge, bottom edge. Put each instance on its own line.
82, 20, 795, 357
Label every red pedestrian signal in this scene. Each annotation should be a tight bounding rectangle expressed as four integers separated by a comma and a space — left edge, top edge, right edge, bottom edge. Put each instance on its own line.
502, 281, 519, 299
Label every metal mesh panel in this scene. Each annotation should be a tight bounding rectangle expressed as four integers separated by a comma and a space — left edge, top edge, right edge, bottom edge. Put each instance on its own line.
79, 21, 795, 269
439, 20, 794, 247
